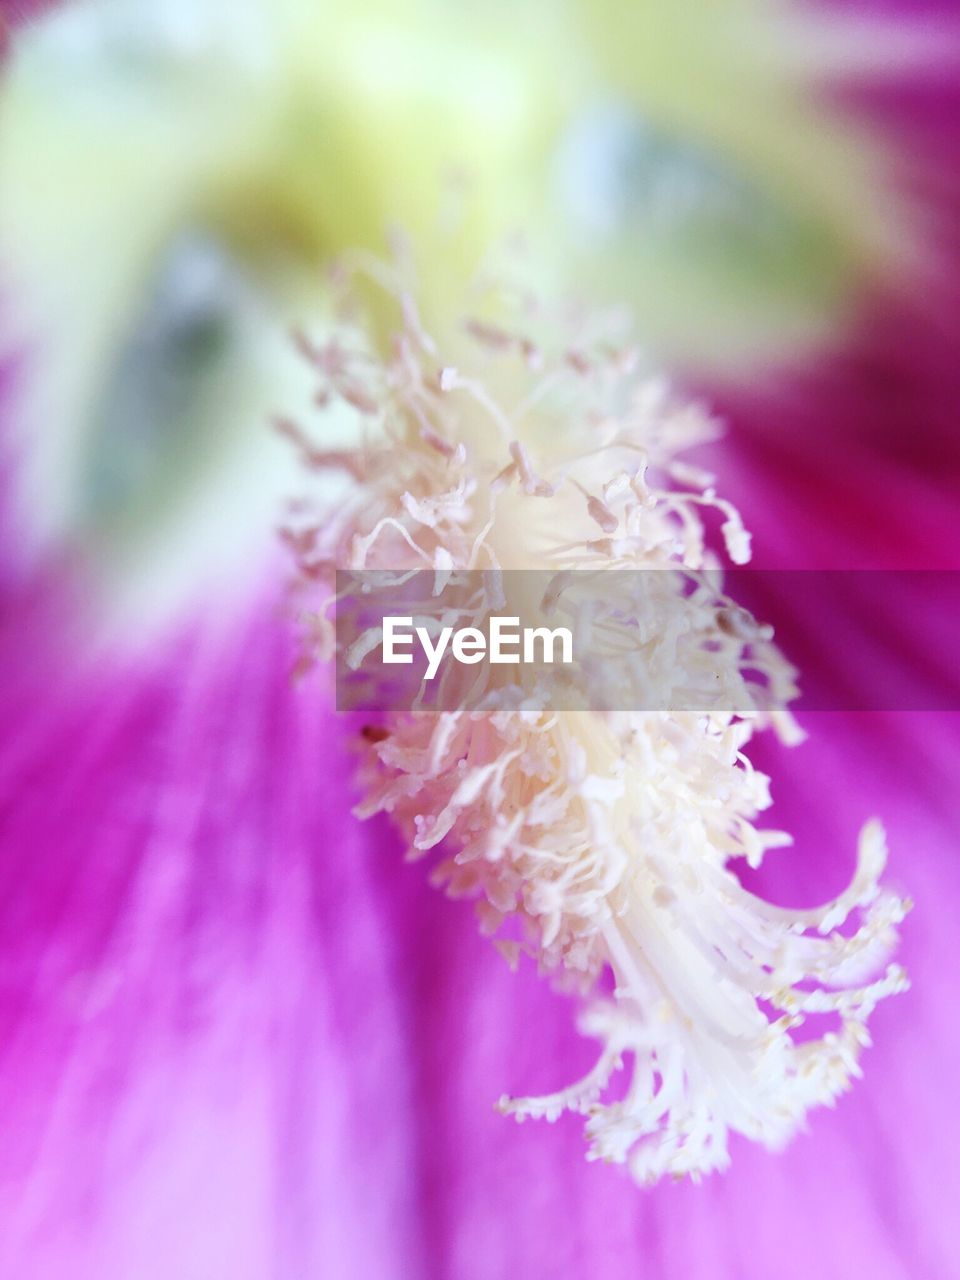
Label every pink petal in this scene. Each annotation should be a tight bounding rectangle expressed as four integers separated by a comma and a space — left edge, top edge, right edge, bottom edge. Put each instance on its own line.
0, 592, 429, 1278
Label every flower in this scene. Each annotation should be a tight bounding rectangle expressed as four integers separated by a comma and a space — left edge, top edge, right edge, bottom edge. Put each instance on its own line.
1, 0, 958, 1275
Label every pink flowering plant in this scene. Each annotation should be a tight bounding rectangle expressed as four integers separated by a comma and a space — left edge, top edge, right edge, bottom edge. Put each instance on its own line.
0, 1, 958, 1278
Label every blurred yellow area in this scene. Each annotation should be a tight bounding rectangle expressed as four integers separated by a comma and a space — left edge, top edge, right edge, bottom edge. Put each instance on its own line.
0, 0, 915, 633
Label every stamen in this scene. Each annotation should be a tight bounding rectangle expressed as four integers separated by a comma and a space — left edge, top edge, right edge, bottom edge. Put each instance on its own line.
281, 254, 908, 1184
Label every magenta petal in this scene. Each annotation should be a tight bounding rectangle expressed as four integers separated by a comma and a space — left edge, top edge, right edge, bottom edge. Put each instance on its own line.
2, 577, 959, 1279
0, 599, 433, 1278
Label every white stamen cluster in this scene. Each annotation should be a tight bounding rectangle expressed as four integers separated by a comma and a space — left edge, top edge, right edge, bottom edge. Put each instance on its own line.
283, 258, 908, 1183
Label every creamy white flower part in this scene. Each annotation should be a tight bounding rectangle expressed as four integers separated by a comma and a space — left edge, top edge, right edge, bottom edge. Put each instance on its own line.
283, 256, 909, 1184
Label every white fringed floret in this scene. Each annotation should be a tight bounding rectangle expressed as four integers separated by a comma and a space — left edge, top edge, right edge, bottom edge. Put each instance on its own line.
283, 257, 909, 1183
